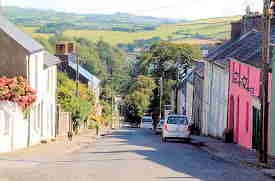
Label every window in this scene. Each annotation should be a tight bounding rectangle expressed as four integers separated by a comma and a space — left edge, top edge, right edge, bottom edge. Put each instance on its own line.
167, 117, 188, 125
142, 118, 152, 123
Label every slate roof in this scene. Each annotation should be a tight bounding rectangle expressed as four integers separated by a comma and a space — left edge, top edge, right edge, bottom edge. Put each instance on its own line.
68, 61, 101, 87
206, 27, 275, 68
0, 15, 44, 53
44, 53, 61, 69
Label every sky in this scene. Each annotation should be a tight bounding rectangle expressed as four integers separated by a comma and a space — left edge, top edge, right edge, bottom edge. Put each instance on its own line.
2, 0, 263, 20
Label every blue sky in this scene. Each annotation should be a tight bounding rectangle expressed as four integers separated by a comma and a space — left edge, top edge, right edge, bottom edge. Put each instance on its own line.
3, 0, 262, 20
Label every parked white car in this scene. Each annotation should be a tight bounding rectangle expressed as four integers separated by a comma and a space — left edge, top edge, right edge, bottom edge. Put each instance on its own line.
162, 115, 191, 142
141, 116, 153, 129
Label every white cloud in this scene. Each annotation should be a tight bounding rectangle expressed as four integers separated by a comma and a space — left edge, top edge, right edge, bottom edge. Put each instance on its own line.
3, 0, 263, 19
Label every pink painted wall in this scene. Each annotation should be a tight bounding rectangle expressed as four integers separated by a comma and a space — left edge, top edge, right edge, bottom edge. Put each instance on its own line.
228, 59, 272, 149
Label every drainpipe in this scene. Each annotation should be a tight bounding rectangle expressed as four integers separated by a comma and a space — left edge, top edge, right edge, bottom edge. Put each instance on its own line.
226, 59, 231, 129
26, 55, 31, 147
207, 62, 214, 136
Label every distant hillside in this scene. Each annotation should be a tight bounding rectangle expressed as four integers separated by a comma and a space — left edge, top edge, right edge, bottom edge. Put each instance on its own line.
4, 6, 241, 46
3, 6, 182, 32
62, 16, 241, 46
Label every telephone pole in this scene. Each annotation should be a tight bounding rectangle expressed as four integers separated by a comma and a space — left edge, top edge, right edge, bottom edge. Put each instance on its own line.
260, 0, 272, 166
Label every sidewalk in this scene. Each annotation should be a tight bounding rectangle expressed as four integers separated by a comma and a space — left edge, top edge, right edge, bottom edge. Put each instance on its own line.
191, 135, 275, 179
0, 128, 110, 157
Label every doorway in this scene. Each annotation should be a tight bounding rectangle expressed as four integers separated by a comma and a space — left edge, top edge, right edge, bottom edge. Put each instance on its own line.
252, 107, 261, 149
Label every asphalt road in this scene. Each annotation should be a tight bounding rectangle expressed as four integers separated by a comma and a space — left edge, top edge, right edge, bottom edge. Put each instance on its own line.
0, 126, 272, 181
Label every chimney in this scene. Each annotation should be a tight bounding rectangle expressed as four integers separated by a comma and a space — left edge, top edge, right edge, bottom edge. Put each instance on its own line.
241, 14, 263, 34
55, 42, 76, 55
231, 21, 242, 40
68, 42, 76, 54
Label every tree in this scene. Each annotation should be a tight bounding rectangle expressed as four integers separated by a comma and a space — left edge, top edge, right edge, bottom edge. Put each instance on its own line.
137, 42, 202, 116
57, 72, 94, 120
124, 76, 157, 118
138, 42, 201, 78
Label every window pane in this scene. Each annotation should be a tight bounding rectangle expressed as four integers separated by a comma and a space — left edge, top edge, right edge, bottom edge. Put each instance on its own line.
167, 117, 188, 125
167, 118, 177, 124
143, 118, 152, 122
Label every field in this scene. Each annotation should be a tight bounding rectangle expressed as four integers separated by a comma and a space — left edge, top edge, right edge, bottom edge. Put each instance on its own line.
19, 26, 53, 39
19, 16, 241, 45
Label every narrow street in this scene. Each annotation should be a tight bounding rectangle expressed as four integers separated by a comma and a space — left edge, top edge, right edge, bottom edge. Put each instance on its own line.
0, 126, 272, 181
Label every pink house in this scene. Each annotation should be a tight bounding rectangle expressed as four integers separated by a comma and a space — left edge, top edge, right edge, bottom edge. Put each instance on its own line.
228, 59, 272, 149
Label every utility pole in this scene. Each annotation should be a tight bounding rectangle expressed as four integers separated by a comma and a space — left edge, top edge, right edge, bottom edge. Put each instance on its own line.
259, 0, 272, 166
111, 66, 114, 129
76, 55, 80, 97
159, 76, 163, 119
74, 54, 87, 112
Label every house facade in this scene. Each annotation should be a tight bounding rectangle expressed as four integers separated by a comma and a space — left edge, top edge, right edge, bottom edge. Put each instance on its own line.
192, 61, 204, 134
0, 15, 60, 152
228, 59, 272, 149
202, 59, 229, 138
202, 13, 275, 156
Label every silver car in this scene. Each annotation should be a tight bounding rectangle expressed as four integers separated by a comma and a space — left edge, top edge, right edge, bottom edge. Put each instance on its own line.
162, 115, 191, 142
141, 116, 153, 129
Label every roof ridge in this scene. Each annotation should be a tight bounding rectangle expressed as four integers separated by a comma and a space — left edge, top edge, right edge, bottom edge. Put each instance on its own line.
0, 15, 44, 53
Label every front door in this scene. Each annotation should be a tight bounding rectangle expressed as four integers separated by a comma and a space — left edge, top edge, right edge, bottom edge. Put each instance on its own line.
252, 107, 261, 149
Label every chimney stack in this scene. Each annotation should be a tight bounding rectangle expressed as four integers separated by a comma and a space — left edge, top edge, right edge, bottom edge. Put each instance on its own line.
231, 21, 242, 40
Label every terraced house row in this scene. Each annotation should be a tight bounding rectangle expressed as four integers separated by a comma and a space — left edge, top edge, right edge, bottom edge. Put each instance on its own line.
172, 12, 275, 159
0, 15, 101, 153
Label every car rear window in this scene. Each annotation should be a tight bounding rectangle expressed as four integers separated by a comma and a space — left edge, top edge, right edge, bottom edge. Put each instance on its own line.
143, 118, 152, 122
167, 117, 188, 125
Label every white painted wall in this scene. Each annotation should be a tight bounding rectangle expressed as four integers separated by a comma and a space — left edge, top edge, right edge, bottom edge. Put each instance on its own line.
202, 61, 229, 138
0, 101, 41, 153
209, 64, 229, 138
202, 61, 211, 136
27, 52, 57, 143
186, 82, 194, 119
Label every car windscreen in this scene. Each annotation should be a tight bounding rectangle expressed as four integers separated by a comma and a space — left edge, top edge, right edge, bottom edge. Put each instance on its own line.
143, 118, 152, 122
167, 117, 188, 125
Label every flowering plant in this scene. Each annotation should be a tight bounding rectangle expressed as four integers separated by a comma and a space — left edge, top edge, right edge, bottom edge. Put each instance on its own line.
0, 76, 37, 110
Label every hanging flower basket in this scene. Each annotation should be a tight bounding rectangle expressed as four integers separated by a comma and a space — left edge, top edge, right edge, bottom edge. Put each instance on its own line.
0, 76, 37, 110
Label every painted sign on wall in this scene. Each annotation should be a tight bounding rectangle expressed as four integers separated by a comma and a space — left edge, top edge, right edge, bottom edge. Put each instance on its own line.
232, 72, 255, 96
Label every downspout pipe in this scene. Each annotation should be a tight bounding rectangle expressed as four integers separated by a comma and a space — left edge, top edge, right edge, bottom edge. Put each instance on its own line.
208, 61, 214, 136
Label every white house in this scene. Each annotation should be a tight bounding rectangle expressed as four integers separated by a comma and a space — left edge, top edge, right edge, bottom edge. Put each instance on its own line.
202, 59, 229, 138
0, 15, 60, 152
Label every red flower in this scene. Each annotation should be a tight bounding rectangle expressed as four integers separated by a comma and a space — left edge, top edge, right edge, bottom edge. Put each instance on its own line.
0, 76, 37, 110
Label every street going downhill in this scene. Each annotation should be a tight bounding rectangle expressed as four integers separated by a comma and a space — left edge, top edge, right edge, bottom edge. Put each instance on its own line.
0, 126, 271, 181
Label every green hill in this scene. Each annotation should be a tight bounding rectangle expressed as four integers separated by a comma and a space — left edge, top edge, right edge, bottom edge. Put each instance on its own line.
3, 6, 181, 32
4, 6, 241, 45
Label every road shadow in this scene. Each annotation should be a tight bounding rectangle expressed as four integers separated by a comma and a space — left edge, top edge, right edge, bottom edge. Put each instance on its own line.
94, 127, 269, 181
